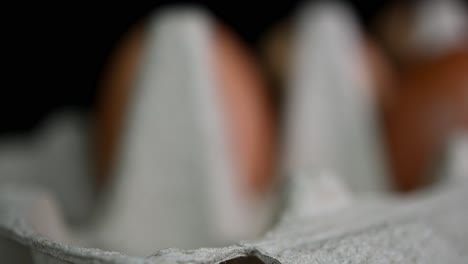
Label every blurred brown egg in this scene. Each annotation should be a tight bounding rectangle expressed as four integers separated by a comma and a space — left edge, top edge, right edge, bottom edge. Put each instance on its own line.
214, 25, 277, 193
384, 48, 468, 192
363, 37, 397, 110
94, 22, 146, 187
260, 20, 294, 88
94, 20, 277, 193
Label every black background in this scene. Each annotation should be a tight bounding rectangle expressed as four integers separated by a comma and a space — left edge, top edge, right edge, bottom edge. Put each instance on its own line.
2, 1, 395, 134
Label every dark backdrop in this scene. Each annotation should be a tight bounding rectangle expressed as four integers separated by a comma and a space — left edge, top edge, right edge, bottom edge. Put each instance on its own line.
2, 1, 391, 134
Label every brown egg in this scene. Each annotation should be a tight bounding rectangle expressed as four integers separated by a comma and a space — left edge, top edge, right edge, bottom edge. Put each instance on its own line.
94, 22, 146, 187
260, 20, 294, 87
372, 1, 417, 67
94, 20, 276, 193
384, 48, 468, 192
214, 25, 277, 193
363, 38, 397, 111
